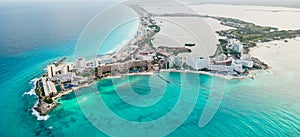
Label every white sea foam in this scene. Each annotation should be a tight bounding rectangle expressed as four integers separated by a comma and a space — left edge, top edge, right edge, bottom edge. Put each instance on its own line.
23, 77, 40, 96
23, 89, 36, 96
25, 78, 50, 120
31, 101, 50, 121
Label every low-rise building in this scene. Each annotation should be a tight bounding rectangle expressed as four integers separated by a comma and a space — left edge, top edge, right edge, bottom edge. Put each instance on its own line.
232, 60, 244, 73
241, 60, 254, 68
42, 77, 57, 97
174, 57, 183, 69
75, 58, 86, 68
153, 64, 159, 71
97, 58, 114, 66
241, 53, 252, 60
235, 59, 254, 68
138, 55, 153, 61
51, 73, 73, 83
72, 76, 89, 86
96, 60, 152, 78
208, 65, 234, 72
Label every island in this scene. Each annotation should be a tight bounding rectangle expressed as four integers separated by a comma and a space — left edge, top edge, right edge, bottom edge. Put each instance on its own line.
33, 3, 300, 116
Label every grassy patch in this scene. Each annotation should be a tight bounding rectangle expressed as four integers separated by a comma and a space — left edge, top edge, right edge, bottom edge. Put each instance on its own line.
217, 17, 299, 43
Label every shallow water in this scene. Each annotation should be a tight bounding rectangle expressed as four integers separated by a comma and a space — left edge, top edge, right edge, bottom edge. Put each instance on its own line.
49, 71, 300, 136
0, 2, 300, 137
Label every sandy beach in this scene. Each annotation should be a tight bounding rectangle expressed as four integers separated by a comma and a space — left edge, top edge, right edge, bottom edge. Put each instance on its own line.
138, 2, 300, 59
104, 72, 154, 79
153, 17, 233, 57
138, 3, 235, 57
153, 17, 220, 57
160, 69, 246, 80
135, 2, 300, 81
142, 2, 300, 71
250, 38, 300, 79
190, 4, 300, 30
184, 3, 300, 79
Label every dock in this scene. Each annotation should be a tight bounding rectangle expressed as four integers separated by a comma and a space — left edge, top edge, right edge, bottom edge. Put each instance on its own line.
157, 74, 170, 83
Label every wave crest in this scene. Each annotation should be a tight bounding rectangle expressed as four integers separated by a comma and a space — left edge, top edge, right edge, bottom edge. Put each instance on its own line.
23, 77, 40, 96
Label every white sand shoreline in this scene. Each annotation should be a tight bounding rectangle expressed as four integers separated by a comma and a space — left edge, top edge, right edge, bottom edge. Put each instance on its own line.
140, 3, 300, 59
104, 72, 154, 79
153, 17, 220, 57
160, 69, 247, 80
117, 2, 300, 81
134, 2, 300, 80
250, 37, 300, 78
190, 4, 300, 30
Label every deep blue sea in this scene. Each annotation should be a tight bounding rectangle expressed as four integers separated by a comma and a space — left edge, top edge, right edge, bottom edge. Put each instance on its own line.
0, 2, 300, 137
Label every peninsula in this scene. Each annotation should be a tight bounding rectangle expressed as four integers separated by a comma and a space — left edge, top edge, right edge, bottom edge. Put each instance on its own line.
33, 3, 300, 116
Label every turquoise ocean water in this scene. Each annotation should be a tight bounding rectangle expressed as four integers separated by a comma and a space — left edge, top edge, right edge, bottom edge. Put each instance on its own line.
0, 2, 300, 137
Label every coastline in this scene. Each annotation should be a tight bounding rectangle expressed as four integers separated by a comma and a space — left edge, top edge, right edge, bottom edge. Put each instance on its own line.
250, 37, 300, 75
160, 69, 247, 80
106, 19, 140, 55
7, 2, 300, 136
31, 3, 300, 117
190, 4, 300, 30
103, 72, 154, 79
152, 16, 219, 57
190, 2, 300, 10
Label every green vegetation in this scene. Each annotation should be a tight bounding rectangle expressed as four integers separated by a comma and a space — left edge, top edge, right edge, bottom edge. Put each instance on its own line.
43, 98, 54, 104
232, 29, 293, 43
35, 79, 55, 104
218, 17, 248, 25
81, 73, 91, 77
148, 25, 160, 33
218, 39, 228, 45
244, 23, 275, 32
216, 17, 300, 43
157, 46, 191, 56
219, 42, 241, 56
35, 80, 44, 98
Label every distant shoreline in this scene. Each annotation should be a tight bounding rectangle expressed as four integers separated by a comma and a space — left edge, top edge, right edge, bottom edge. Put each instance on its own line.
160, 69, 248, 80
31, 2, 299, 117
189, 2, 300, 9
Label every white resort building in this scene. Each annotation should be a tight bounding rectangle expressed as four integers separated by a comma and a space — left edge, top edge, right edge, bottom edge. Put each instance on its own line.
186, 57, 210, 70
47, 63, 73, 78
229, 39, 244, 53
41, 77, 57, 97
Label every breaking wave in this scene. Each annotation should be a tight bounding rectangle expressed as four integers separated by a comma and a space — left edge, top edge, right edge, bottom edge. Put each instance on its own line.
31, 101, 50, 121
23, 77, 40, 96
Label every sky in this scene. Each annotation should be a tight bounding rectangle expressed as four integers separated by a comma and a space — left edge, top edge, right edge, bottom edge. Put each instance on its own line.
187, 0, 300, 8
0, 0, 298, 3
0, 0, 299, 8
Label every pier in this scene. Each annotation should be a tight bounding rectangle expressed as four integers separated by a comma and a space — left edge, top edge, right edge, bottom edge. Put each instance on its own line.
157, 74, 170, 83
